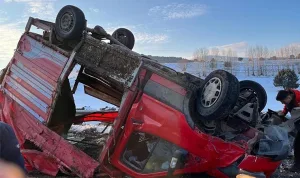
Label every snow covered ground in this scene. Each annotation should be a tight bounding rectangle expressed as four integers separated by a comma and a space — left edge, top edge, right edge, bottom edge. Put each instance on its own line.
69, 62, 287, 132
70, 123, 112, 134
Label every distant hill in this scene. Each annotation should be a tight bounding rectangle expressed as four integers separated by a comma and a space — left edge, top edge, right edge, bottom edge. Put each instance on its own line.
146, 55, 191, 63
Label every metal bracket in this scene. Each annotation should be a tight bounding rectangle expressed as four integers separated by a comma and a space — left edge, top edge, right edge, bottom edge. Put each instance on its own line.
72, 66, 84, 94
233, 103, 258, 123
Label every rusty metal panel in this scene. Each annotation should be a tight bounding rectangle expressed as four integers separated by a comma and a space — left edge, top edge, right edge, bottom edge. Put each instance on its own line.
75, 35, 142, 89
84, 86, 120, 107
2, 34, 70, 122
78, 73, 123, 100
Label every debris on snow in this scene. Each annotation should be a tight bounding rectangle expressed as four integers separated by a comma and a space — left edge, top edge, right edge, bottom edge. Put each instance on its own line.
69, 123, 112, 134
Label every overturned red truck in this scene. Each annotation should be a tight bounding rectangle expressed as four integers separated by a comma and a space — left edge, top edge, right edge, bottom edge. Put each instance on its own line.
0, 5, 289, 178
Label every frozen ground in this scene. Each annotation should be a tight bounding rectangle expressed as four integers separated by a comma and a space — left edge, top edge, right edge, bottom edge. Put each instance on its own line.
70, 123, 112, 134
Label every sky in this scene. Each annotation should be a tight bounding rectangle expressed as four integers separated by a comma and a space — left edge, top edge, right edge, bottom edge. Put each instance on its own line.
0, 0, 300, 68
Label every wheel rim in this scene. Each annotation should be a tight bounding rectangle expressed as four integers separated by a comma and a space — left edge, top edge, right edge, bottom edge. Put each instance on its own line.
60, 12, 74, 32
201, 77, 222, 107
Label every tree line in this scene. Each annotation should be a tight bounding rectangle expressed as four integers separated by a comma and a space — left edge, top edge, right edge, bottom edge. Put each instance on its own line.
193, 44, 300, 62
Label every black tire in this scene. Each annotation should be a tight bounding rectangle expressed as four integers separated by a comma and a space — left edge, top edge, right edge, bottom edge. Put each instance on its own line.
55, 5, 86, 40
196, 70, 240, 121
111, 28, 135, 50
239, 80, 267, 112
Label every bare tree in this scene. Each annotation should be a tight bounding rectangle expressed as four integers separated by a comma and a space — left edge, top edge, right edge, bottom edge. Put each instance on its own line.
193, 47, 209, 76
261, 46, 269, 75
223, 48, 235, 73
275, 49, 281, 59
193, 49, 200, 61
232, 50, 237, 59
177, 59, 188, 72
263, 46, 269, 59
193, 48, 202, 76
221, 49, 226, 61
290, 45, 297, 56
247, 46, 256, 75
274, 44, 300, 60
269, 48, 276, 58
193, 47, 208, 62
254, 45, 267, 60
210, 47, 220, 60
279, 48, 285, 59
247, 46, 255, 60
226, 48, 233, 61
254, 45, 265, 76
295, 45, 300, 57
232, 50, 237, 74
284, 47, 290, 59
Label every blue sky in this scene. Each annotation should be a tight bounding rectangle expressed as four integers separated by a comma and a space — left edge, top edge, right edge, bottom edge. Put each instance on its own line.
0, 0, 300, 68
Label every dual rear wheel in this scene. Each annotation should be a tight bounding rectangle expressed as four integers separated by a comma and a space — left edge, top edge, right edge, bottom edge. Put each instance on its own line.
54, 5, 135, 49
196, 70, 267, 121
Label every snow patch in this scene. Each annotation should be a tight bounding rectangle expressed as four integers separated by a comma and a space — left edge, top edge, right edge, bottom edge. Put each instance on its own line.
70, 123, 112, 134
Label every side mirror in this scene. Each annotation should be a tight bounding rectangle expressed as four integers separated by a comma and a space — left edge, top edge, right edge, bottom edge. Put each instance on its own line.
167, 149, 188, 177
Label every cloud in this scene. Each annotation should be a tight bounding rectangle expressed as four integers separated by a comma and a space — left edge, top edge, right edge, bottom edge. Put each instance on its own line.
0, 10, 8, 23
148, 3, 207, 20
213, 41, 248, 57
106, 25, 168, 44
0, 22, 23, 69
217, 41, 248, 50
135, 32, 168, 44
89, 8, 99, 13
5, 0, 57, 20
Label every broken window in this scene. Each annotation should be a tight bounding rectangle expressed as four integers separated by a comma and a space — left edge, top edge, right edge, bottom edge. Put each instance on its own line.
122, 132, 185, 173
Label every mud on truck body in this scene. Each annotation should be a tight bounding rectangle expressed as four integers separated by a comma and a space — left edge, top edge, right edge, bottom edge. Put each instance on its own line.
0, 5, 289, 178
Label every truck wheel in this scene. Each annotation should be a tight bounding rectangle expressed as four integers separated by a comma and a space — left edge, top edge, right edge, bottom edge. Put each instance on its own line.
239, 80, 267, 112
111, 28, 135, 50
55, 5, 86, 40
196, 70, 240, 121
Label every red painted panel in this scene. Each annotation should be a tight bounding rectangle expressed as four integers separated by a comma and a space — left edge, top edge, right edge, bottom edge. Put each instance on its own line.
13, 53, 57, 88
73, 112, 118, 124
19, 37, 32, 52
0, 92, 99, 178
22, 150, 60, 176
5, 85, 47, 120
239, 155, 281, 178
109, 93, 245, 177
25, 57, 62, 78
6, 76, 52, 106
